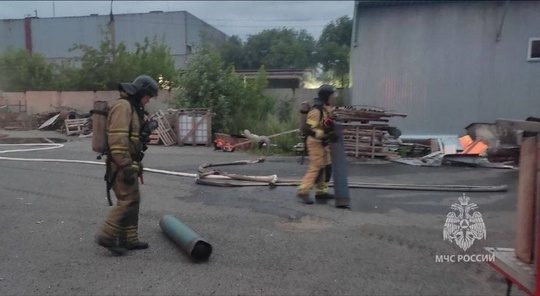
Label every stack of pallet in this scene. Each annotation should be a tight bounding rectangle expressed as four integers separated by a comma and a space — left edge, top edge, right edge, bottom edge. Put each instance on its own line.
150, 110, 177, 146
332, 106, 407, 158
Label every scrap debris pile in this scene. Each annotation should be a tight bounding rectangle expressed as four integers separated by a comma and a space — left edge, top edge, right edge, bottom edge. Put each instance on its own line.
214, 130, 272, 152
37, 108, 92, 136
34, 107, 178, 146
389, 121, 522, 168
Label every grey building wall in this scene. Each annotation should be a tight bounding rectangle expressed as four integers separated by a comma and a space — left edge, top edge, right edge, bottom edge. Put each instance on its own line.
0, 19, 25, 51
185, 13, 228, 51
114, 11, 189, 68
0, 11, 227, 69
31, 15, 107, 62
351, 1, 540, 136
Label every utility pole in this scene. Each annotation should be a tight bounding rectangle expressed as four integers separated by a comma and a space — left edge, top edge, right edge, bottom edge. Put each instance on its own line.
109, 0, 116, 59
53, 1, 55, 17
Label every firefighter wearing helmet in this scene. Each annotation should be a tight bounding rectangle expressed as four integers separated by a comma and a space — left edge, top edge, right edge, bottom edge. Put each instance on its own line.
296, 84, 338, 205
96, 75, 159, 256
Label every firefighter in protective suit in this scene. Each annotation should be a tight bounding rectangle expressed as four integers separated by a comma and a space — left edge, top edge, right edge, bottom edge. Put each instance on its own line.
296, 84, 338, 204
96, 75, 159, 255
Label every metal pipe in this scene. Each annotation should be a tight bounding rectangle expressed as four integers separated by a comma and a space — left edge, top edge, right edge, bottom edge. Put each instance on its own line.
329, 124, 351, 207
159, 215, 212, 261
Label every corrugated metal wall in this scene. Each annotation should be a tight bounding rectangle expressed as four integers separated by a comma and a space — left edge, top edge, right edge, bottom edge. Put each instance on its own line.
351, 1, 540, 136
0, 11, 227, 69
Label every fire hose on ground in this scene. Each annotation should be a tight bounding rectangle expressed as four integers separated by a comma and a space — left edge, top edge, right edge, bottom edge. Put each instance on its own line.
0, 143, 508, 192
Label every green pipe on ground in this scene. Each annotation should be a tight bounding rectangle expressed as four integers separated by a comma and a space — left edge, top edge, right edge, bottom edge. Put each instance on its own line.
159, 214, 213, 262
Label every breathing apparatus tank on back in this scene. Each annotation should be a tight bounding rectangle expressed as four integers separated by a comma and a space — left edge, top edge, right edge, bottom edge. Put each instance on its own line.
92, 75, 159, 157
91, 101, 110, 154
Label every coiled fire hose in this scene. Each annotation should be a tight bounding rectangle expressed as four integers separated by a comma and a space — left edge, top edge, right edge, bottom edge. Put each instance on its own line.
0, 142, 508, 192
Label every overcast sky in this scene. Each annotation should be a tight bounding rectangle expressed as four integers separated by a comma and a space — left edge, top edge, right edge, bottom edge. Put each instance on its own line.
0, 1, 355, 40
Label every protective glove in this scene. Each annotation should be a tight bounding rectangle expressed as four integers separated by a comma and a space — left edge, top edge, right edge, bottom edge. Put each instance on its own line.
313, 129, 326, 139
122, 165, 139, 185
327, 131, 339, 143
323, 117, 335, 132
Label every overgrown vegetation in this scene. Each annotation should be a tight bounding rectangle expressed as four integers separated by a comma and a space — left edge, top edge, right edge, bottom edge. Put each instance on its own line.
218, 16, 353, 87
0, 15, 353, 154
0, 33, 179, 92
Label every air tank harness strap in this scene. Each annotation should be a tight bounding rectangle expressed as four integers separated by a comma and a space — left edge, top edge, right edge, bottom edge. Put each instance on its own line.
104, 156, 116, 206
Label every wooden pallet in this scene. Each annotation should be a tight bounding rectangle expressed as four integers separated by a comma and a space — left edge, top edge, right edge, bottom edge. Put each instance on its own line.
65, 118, 89, 136
153, 110, 177, 146
147, 131, 161, 145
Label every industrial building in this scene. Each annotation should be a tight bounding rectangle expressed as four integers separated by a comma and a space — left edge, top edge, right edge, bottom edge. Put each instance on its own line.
350, 1, 540, 136
0, 11, 228, 68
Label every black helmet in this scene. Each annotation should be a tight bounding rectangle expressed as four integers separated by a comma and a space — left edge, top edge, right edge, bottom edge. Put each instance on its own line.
133, 75, 159, 97
318, 84, 336, 103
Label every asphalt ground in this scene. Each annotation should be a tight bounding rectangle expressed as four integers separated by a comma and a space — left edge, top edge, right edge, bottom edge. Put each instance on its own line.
0, 131, 525, 296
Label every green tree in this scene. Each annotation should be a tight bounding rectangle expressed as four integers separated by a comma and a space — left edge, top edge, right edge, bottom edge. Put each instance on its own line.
66, 35, 135, 90
133, 36, 179, 89
316, 16, 353, 87
243, 28, 317, 69
219, 35, 247, 69
172, 47, 233, 133
0, 48, 56, 91
228, 66, 276, 134
64, 32, 178, 91
170, 46, 275, 135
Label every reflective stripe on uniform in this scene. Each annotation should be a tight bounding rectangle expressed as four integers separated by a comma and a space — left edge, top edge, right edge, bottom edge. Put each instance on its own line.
110, 145, 129, 152
306, 119, 319, 128
108, 128, 129, 133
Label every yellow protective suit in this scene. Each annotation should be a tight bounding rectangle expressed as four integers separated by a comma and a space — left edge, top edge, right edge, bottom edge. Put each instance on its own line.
97, 94, 145, 249
297, 104, 333, 196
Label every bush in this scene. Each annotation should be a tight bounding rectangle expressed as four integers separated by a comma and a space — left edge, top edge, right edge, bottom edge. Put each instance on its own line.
170, 45, 275, 136
244, 111, 301, 156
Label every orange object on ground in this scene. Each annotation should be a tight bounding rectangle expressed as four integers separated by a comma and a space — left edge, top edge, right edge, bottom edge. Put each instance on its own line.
459, 135, 474, 151
461, 140, 489, 155
213, 138, 236, 152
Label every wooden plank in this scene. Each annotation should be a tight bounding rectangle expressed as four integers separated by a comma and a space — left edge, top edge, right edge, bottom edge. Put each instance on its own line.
153, 110, 177, 146
191, 112, 196, 146
206, 111, 212, 146
345, 151, 393, 157
65, 118, 89, 136
496, 119, 540, 133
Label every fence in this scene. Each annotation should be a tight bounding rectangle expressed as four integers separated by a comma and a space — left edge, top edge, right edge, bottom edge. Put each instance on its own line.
0, 90, 178, 115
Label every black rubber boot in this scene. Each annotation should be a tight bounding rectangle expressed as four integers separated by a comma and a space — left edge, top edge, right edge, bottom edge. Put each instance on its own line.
296, 193, 314, 204
96, 236, 128, 256
127, 241, 149, 250
315, 193, 335, 200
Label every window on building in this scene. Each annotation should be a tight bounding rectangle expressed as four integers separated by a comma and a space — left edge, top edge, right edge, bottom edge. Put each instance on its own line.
528, 38, 540, 61
186, 45, 192, 55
